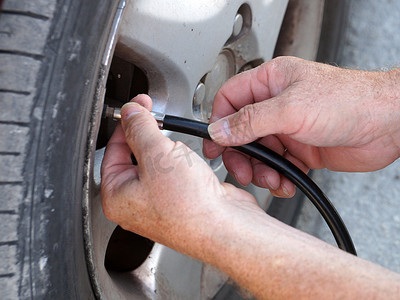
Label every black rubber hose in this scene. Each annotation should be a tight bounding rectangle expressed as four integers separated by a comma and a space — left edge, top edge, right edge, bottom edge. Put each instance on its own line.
163, 114, 357, 255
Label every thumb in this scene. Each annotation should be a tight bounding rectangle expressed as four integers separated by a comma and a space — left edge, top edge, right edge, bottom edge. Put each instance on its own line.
207, 100, 285, 146
121, 102, 171, 163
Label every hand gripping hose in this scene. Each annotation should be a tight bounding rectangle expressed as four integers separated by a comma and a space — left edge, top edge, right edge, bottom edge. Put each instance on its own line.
103, 106, 357, 255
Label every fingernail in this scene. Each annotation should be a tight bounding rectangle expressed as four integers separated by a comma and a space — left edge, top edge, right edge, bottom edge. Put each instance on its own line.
208, 119, 230, 143
233, 171, 249, 187
233, 172, 244, 186
121, 102, 144, 119
263, 176, 277, 190
281, 184, 291, 197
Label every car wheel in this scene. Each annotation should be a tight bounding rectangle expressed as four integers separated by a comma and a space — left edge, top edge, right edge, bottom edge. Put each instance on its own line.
0, 0, 348, 299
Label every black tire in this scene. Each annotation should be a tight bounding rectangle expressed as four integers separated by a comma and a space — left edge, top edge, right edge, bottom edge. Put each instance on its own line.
0, 0, 119, 298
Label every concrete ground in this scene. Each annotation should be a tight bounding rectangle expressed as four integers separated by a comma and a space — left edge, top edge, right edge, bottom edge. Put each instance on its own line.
296, 0, 400, 273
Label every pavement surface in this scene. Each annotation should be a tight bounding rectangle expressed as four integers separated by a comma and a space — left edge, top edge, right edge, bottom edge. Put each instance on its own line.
296, 0, 400, 273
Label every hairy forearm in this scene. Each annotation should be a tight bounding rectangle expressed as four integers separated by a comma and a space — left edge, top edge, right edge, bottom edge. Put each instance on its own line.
204, 209, 400, 299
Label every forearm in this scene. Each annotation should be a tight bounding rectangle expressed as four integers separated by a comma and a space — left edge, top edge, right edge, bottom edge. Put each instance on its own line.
204, 209, 400, 299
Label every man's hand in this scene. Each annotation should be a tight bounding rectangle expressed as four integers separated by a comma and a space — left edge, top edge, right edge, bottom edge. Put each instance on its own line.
100, 95, 259, 259
203, 56, 400, 197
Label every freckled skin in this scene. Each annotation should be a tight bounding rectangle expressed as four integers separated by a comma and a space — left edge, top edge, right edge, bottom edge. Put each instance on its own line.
101, 57, 400, 299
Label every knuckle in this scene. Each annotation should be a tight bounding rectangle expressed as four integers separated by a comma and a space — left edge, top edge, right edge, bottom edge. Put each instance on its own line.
238, 104, 258, 133
270, 56, 303, 79
237, 104, 254, 126
124, 115, 147, 142
269, 56, 293, 71
274, 55, 300, 65
225, 104, 260, 143
269, 56, 286, 70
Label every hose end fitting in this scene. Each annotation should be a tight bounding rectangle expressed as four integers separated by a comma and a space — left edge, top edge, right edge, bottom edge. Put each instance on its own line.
102, 104, 164, 129
150, 111, 165, 129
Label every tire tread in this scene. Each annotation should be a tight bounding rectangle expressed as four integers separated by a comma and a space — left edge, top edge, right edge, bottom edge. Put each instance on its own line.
2, 0, 56, 19
0, 0, 57, 298
0, 13, 51, 56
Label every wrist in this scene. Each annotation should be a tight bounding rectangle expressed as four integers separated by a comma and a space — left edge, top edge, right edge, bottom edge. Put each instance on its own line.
383, 68, 400, 100
381, 69, 400, 154
181, 188, 264, 267
201, 199, 274, 277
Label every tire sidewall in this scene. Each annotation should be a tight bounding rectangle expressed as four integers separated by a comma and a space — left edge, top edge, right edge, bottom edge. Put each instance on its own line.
25, 0, 119, 298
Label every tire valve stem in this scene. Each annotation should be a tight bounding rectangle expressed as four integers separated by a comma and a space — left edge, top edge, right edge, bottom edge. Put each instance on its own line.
102, 104, 165, 129
102, 104, 121, 120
